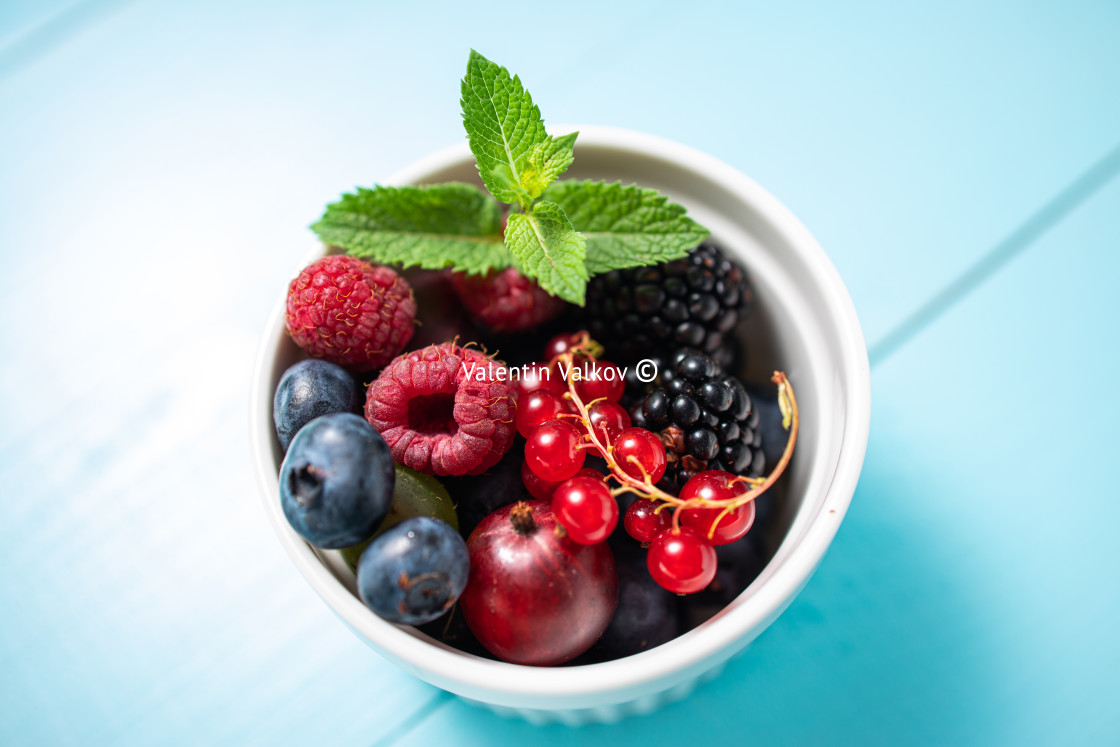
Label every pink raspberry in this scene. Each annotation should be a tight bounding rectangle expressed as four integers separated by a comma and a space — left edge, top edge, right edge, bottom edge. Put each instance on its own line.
285, 255, 416, 370
365, 343, 518, 476
451, 267, 565, 333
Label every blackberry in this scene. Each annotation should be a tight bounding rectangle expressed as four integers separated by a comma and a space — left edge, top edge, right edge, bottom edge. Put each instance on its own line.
585, 243, 753, 366
631, 350, 765, 493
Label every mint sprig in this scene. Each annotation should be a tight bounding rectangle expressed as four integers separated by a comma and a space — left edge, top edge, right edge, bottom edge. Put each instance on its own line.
309, 50, 710, 305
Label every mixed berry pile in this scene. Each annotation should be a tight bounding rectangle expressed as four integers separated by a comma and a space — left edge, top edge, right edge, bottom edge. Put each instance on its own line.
273, 246, 797, 666
270, 50, 799, 667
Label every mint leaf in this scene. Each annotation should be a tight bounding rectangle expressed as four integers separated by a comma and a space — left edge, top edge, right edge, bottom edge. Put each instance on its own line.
311, 183, 510, 275
505, 201, 588, 305
460, 50, 571, 207
542, 180, 710, 274
520, 131, 577, 200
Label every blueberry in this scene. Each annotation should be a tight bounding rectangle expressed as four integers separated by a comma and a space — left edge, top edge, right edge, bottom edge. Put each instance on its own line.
356, 517, 469, 625
273, 359, 360, 453
592, 544, 680, 659
279, 412, 394, 549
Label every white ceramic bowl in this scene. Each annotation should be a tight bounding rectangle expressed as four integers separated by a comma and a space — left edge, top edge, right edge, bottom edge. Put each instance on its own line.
250, 126, 870, 725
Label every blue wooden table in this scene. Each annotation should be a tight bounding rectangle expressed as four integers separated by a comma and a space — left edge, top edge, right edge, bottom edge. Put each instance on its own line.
2, 1, 1118, 744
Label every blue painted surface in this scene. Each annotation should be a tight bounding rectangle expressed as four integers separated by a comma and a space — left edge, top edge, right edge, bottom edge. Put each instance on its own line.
1, 1, 1118, 744
0, 0, 81, 46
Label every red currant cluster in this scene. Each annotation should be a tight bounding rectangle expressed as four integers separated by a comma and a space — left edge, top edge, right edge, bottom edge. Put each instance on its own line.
516, 332, 799, 595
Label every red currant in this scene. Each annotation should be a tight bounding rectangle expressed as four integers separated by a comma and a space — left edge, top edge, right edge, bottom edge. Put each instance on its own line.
551, 476, 618, 545
613, 427, 667, 483
525, 419, 585, 482
522, 459, 561, 500
543, 332, 583, 361
647, 526, 718, 594
515, 361, 565, 399
522, 463, 600, 501
516, 389, 567, 438
587, 401, 631, 445
623, 498, 672, 543
573, 359, 625, 404
678, 470, 755, 545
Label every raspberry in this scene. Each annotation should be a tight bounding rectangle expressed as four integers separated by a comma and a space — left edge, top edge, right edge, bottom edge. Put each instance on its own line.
365, 343, 517, 476
451, 267, 565, 333
286, 255, 416, 370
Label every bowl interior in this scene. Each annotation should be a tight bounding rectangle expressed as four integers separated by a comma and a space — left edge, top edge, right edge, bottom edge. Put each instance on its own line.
252, 127, 869, 709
